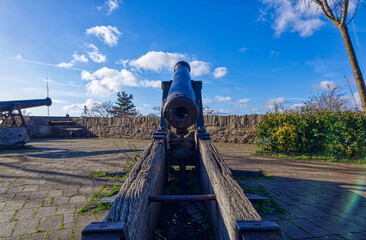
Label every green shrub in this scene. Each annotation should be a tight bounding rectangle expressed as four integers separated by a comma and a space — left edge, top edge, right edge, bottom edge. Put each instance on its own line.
255, 110, 366, 159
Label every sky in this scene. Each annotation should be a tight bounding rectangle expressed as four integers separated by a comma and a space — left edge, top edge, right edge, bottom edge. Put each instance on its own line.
0, 0, 365, 116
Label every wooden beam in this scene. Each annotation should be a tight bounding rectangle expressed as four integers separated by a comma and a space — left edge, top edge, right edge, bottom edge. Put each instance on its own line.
102, 139, 166, 240
198, 139, 263, 240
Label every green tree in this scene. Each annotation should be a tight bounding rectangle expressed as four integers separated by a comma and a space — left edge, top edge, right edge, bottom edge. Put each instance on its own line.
113, 91, 137, 116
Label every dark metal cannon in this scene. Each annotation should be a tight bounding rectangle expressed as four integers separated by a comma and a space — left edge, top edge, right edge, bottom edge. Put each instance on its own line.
0, 97, 52, 113
163, 61, 199, 136
0, 97, 52, 148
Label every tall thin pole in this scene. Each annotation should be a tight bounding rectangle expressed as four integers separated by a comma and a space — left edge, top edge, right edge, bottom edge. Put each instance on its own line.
344, 75, 357, 109
46, 77, 50, 118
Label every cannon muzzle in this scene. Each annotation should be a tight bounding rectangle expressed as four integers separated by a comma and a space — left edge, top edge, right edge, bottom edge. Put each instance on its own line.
163, 61, 199, 134
0, 97, 52, 112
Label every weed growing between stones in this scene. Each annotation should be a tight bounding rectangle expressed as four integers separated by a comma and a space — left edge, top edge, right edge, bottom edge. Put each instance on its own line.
234, 172, 285, 215
79, 139, 141, 216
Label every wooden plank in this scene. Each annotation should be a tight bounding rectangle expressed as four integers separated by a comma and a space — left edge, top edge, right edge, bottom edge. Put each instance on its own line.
198, 139, 262, 240
103, 139, 166, 240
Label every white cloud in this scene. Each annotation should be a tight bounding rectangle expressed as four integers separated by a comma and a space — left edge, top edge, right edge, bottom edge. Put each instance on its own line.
143, 104, 150, 107
214, 109, 230, 115
290, 103, 305, 111
57, 52, 88, 68
117, 51, 228, 78
190, 60, 211, 77
312, 80, 337, 90
81, 67, 160, 96
266, 97, 286, 110
251, 108, 260, 112
16, 54, 22, 61
270, 51, 279, 56
213, 67, 228, 78
239, 47, 248, 53
86, 44, 106, 63
202, 97, 213, 105
86, 25, 122, 47
63, 99, 100, 114
127, 51, 186, 72
52, 99, 69, 104
238, 98, 251, 104
215, 96, 233, 102
259, 0, 324, 37
98, 0, 121, 15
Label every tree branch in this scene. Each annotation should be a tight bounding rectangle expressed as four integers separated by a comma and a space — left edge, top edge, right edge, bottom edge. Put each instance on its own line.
312, 0, 336, 22
322, 0, 336, 20
341, 0, 349, 24
346, 0, 361, 25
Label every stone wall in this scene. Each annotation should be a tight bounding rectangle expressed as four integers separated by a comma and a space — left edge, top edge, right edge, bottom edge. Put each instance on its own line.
28, 115, 263, 143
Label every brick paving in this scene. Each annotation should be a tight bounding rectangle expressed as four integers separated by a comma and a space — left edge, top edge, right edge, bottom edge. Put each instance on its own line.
0, 138, 146, 240
1, 139, 366, 239
216, 142, 366, 240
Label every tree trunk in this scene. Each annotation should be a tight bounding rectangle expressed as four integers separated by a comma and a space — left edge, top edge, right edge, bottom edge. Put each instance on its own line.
338, 24, 366, 111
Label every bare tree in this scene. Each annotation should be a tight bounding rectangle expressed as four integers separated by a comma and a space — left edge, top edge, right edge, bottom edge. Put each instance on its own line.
302, 0, 366, 111
86, 101, 114, 117
303, 84, 349, 112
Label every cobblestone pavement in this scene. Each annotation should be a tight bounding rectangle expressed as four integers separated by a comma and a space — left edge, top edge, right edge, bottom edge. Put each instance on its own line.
1, 139, 366, 239
0, 138, 148, 240
216, 142, 366, 240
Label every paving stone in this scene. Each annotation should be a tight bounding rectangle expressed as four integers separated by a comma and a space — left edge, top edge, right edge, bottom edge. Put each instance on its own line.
47, 229, 73, 240
63, 189, 77, 197
308, 216, 364, 234
0, 187, 8, 194
34, 206, 56, 218
78, 187, 93, 195
290, 218, 330, 237
37, 184, 53, 191
2, 201, 24, 211
342, 232, 366, 239
0, 201, 6, 211
20, 232, 46, 240
56, 204, 75, 215
69, 195, 86, 204
0, 210, 16, 223
284, 205, 313, 218
48, 190, 63, 197
0, 221, 16, 237
22, 185, 39, 193
52, 197, 69, 205
6, 186, 24, 194
298, 204, 329, 217
73, 227, 84, 240
75, 215, 96, 227
63, 213, 75, 229
341, 214, 366, 228
12, 192, 31, 201
12, 218, 39, 235
38, 215, 62, 231
13, 207, 38, 220
29, 191, 48, 199
276, 220, 312, 239
23, 198, 43, 208
0, 193, 15, 202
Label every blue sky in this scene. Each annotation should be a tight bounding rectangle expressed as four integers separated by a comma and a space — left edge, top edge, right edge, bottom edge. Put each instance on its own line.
0, 0, 365, 116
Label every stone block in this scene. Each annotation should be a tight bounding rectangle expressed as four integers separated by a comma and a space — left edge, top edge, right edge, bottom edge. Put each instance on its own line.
38, 215, 62, 231
13, 218, 39, 235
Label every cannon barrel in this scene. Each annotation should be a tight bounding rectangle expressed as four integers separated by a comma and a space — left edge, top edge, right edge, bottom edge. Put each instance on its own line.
0, 97, 52, 112
163, 61, 199, 132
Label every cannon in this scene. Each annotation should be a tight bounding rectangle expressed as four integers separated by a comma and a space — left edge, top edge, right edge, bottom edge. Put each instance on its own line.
0, 97, 52, 148
82, 62, 281, 240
